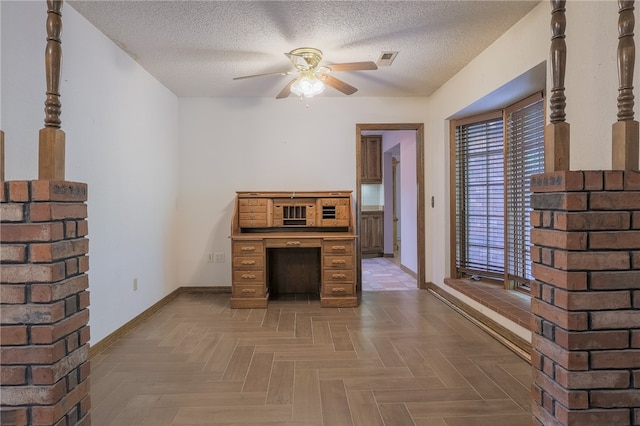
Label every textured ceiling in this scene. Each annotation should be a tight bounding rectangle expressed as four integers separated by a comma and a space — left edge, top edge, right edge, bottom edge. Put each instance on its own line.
68, 1, 541, 98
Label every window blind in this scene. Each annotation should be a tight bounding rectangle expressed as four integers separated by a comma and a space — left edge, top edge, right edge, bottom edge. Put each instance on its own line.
455, 116, 505, 278
505, 94, 544, 287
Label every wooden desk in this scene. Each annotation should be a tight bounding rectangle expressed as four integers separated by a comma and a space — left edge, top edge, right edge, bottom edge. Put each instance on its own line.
230, 191, 357, 308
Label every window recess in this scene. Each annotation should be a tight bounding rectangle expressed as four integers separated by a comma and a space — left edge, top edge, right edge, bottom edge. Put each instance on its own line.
452, 92, 544, 291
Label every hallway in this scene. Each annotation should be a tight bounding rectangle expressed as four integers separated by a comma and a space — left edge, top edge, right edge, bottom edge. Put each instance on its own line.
90, 289, 532, 425
361, 256, 417, 291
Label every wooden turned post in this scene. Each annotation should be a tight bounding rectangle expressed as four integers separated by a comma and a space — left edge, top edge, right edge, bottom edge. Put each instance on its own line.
545, 121, 570, 172
613, 121, 639, 169
612, 0, 639, 170
546, 0, 570, 172
39, 127, 65, 180
39, 0, 65, 180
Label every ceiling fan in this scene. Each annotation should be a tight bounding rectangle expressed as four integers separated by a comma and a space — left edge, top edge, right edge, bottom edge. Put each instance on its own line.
233, 47, 378, 99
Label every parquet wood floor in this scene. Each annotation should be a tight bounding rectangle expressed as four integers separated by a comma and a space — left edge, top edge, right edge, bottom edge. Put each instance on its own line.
91, 289, 532, 426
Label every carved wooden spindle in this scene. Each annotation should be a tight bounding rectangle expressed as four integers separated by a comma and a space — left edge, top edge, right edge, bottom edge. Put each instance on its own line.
549, 0, 567, 124
612, 0, 639, 170
545, 0, 570, 172
39, 0, 65, 180
44, 0, 63, 128
618, 1, 636, 121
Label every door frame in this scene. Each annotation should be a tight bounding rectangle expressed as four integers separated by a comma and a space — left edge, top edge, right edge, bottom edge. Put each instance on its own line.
355, 123, 426, 289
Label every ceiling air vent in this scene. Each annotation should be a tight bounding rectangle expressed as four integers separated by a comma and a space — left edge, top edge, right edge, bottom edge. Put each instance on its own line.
377, 51, 398, 67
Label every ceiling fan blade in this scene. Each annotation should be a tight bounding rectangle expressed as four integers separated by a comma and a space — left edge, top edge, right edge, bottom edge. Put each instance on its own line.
322, 75, 358, 95
233, 70, 294, 80
327, 61, 378, 72
276, 78, 298, 99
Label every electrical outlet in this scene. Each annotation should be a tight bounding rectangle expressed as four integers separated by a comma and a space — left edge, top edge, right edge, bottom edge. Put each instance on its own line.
133, 277, 138, 291
208, 253, 214, 263
214, 252, 225, 263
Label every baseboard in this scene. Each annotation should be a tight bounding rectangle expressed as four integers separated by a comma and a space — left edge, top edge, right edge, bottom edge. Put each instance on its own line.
362, 253, 384, 259
399, 264, 417, 279
89, 286, 232, 359
428, 284, 532, 363
180, 286, 231, 293
419, 281, 434, 290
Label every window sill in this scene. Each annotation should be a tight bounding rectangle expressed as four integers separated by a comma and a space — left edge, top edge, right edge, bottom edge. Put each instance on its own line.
443, 278, 532, 330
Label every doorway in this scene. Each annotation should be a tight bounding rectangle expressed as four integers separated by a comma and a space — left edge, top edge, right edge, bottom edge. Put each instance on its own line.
355, 123, 425, 291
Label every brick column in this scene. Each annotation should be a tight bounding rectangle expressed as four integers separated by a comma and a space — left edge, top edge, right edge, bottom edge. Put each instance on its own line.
1, 181, 90, 426
530, 170, 640, 426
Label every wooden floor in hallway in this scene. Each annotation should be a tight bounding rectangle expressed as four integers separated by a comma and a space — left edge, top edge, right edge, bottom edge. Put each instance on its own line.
90, 289, 533, 426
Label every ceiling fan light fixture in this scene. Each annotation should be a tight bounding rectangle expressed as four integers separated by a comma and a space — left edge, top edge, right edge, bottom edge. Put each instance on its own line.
290, 73, 325, 98
234, 46, 377, 99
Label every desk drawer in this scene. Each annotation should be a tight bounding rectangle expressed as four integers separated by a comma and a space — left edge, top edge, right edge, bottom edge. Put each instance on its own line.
324, 255, 354, 269
239, 204, 268, 213
232, 284, 265, 298
239, 213, 268, 228
324, 269, 354, 282
320, 219, 350, 227
233, 270, 264, 283
233, 241, 264, 256
239, 198, 268, 207
323, 240, 354, 255
232, 256, 264, 269
322, 282, 354, 296
265, 238, 321, 248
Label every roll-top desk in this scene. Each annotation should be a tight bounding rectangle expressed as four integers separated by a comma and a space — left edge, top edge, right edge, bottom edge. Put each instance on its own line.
230, 191, 358, 308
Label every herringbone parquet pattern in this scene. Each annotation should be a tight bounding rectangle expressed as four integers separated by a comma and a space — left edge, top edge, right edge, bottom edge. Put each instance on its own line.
91, 289, 532, 426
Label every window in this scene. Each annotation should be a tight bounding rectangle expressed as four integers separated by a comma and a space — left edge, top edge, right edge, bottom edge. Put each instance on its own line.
452, 93, 544, 290
505, 94, 545, 289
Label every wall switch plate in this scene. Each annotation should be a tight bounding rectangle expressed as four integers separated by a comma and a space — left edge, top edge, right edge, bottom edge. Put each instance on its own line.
133, 278, 138, 291
208, 253, 214, 263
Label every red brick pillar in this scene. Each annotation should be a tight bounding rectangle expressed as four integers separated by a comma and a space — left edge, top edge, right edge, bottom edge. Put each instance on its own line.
530, 170, 640, 426
1, 181, 90, 426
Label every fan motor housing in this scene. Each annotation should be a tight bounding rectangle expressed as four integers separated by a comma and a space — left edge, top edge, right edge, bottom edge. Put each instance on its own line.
289, 47, 323, 69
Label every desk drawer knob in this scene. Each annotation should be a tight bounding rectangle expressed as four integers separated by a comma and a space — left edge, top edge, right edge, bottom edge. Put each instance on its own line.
332, 273, 347, 279
241, 288, 256, 294
331, 287, 346, 293
241, 246, 256, 252
286, 241, 301, 246
332, 259, 347, 265
331, 245, 346, 251
241, 260, 256, 265
242, 274, 256, 280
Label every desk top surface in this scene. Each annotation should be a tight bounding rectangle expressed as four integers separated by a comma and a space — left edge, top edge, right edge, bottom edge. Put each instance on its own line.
231, 232, 356, 240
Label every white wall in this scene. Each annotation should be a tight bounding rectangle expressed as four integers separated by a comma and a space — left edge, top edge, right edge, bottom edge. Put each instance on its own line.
0, 1, 3, 130
380, 130, 417, 272
399, 134, 417, 274
1, 1, 180, 343
382, 144, 396, 256
177, 97, 428, 286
